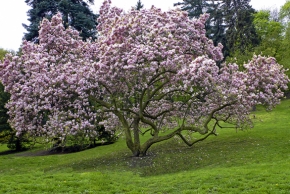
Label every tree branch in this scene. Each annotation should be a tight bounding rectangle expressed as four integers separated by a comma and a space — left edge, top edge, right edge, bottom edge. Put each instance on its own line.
143, 107, 174, 120
139, 128, 154, 136
176, 119, 220, 147
89, 95, 112, 109
139, 116, 159, 136
142, 79, 170, 111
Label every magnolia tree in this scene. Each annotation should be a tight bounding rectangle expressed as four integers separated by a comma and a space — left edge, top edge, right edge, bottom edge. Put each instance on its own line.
0, 0, 289, 156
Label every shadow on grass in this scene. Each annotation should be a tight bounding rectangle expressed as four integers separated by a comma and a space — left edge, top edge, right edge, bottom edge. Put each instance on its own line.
0, 149, 20, 156
0, 147, 30, 156
46, 137, 260, 177
15, 142, 114, 157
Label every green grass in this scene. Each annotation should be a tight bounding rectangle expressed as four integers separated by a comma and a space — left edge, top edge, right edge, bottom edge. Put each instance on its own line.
0, 100, 290, 193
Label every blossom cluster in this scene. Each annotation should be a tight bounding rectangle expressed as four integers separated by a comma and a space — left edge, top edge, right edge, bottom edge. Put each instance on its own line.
0, 13, 101, 143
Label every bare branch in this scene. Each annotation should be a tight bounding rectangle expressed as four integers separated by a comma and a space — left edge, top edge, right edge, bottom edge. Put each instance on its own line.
89, 95, 112, 109
143, 108, 173, 120
140, 116, 159, 136
176, 122, 218, 147
120, 108, 139, 116
139, 128, 154, 136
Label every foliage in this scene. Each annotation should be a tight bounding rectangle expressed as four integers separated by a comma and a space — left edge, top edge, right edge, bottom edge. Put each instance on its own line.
0, 49, 8, 60
23, 0, 98, 42
280, 23, 290, 68
279, 0, 290, 22
223, 0, 259, 58
279, 1, 290, 82
0, 0, 288, 156
0, 48, 17, 60
253, 10, 284, 60
228, 3, 290, 91
228, 9, 284, 66
135, 0, 144, 10
174, 0, 259, 60
0, 99, 290, 193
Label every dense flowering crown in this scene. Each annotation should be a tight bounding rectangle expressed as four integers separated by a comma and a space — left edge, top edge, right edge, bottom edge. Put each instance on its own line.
0, 13, 100, 140
93, 1, 288, 131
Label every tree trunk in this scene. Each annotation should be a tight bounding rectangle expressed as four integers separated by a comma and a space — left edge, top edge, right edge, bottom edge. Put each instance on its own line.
129, 133, 177, 157
133, 117, 141, 154
15, 138, 22, 151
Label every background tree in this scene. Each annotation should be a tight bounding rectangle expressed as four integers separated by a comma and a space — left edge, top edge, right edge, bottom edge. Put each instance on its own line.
23, 0, 98, 42
269, 7, 280, 22
174, 0, 259, 60
279, 0, 290, 88
279, 0, 290, 23
135, 0, 144, 10
253, 10, 284, 59
228, 9, 284, 66
174, 0, 227, 52
280, 24, 290, 65
0, 49, 9, 60
223, 0, 259, 58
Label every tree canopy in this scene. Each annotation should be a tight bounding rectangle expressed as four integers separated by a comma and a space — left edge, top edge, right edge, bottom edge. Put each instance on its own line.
23, 0, 98, 42
280, 0, 290, 22
253, 10, 284, 59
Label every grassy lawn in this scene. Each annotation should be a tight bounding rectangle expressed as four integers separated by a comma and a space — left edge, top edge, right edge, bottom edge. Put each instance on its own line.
0, 100, 289, 193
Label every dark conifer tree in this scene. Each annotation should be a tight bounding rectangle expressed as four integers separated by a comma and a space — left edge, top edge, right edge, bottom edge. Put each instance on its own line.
174, 0, 259, 60
23, 0, 98, 42
223, 0, 259, 58
135, 0, 144, 10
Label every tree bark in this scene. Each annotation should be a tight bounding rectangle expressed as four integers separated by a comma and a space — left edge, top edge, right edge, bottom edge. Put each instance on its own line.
132, 117, 141, 156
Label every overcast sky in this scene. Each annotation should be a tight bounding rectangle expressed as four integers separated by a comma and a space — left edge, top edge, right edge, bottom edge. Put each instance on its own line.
0, 0, 287, 51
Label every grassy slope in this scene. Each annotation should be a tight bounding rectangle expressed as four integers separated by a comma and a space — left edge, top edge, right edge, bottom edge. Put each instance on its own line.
0, 100, 289, 194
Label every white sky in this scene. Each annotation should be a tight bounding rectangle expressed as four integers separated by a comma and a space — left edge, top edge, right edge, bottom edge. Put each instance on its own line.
0, 0, 287, 51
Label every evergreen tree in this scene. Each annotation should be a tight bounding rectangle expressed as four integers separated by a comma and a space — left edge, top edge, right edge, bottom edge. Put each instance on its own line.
135, 0, 144, 10
223, 0, 259, 58
174, 1, 226, 47
174, 0, 259, 60
23, 0, 98, 42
